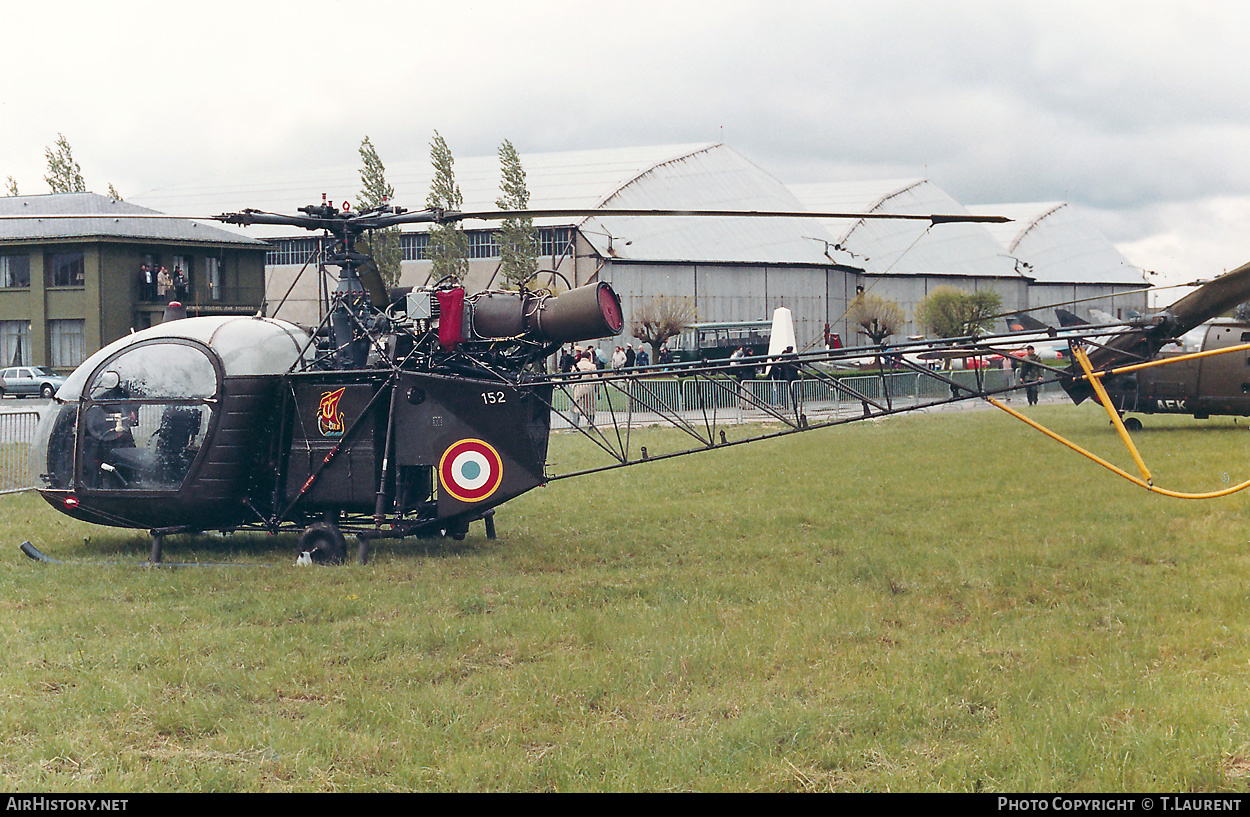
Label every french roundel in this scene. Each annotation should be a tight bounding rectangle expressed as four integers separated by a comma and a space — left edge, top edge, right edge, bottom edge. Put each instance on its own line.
438, 439, 504, 503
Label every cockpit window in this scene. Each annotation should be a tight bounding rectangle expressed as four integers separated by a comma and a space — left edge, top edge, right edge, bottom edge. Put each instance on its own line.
85, 342, 218, 401
80, 402, 211, 491
71, 340, 220, 492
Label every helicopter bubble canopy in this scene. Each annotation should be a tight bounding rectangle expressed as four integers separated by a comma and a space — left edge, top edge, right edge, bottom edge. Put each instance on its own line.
32, 316, 314, 501
57, 316, 312, 401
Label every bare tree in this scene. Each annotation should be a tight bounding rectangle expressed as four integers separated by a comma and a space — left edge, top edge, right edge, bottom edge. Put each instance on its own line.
632, 295, 696, 362
850, 293, 905, 344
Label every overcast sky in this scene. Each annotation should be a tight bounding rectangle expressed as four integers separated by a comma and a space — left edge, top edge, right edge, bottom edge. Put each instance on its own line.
5, 0, 1249, 296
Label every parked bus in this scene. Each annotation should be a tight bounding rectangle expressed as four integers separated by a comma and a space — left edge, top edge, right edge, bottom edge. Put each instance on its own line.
669, 320, 773, 362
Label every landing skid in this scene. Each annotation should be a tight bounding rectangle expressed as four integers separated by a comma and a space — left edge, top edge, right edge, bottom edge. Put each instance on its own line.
18, 540, 261, 569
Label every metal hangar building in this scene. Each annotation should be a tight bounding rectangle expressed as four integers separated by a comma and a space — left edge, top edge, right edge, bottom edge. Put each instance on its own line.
135, 143, 1148, 350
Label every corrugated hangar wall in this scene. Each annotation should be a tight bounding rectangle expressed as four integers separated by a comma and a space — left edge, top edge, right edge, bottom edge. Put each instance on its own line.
859, 274, 1032, 338
599, 262, 858, 350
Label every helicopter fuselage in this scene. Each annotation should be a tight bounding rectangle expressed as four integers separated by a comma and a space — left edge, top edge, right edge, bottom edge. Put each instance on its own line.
31, 311, 562, 548
1095, 318, 1250, 420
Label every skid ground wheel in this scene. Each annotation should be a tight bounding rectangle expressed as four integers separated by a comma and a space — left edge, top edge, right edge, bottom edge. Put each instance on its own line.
1123, 417, 1143, 431
297, 521, 347, 565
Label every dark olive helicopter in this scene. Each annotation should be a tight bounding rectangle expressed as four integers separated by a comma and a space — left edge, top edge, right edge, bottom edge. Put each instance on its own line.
999, 260, 1250, 429
19, 199, 1250, 565
1040, 263, 1250, 429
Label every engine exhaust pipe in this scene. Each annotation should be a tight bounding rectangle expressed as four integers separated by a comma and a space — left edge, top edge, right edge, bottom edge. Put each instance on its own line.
525, 282, 623, 344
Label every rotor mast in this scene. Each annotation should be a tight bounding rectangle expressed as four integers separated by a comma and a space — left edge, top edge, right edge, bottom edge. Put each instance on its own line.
214, 199, 458, 368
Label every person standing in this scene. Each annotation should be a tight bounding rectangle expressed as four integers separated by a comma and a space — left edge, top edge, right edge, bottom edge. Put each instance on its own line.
730, 346, 749, 406
572, 351, 598, 428
139, 264, 154, 301
157, 266, 173, 300
1019, 345, 1043, 406
770, 346, 799, 408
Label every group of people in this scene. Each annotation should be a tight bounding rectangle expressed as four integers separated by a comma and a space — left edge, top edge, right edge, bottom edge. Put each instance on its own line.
560, 343, 664, 428
138, 263, 189, 302
558, 343, 653, 374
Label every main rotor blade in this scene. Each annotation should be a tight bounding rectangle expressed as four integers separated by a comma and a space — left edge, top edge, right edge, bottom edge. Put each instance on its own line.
0, 207, 1011, 226
0, 213, 209, 220
450, 208, 1012, 224
1162, 257, 1250, 334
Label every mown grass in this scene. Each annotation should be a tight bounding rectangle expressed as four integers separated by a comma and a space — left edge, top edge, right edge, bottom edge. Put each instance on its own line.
1, 403, 1249, 791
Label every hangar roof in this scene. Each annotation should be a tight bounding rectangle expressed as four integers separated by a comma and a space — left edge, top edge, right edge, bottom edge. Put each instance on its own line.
139, 144, 723, 225
974, 202, 1145, 286
572, 144, 853, 265
789, 179, 1024, 280
127, 143, 1145, 285
0, 192, 265, 247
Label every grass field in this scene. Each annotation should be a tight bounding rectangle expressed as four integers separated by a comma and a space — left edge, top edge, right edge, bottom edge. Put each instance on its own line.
1, 402, 1249, 791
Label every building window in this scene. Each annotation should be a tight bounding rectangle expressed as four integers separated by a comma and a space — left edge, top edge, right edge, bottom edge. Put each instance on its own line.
265, 237, 319, 266
0, 255, 30, 288
538, 227, 573, 258
49, 319, 85, 368
0, 321, 28, 366
466, 230, 499, 259
265, 227, 573, 266
400, 233, 429, 261
206, 257, 222, 301
47, 252, 85, 288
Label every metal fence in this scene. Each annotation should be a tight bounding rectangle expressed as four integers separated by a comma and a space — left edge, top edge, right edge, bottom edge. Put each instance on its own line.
0, 409, 42, 494
549, 370, 1062, 430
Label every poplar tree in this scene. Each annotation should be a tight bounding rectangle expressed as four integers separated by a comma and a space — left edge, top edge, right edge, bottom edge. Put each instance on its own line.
495, 140, 537, 290
356, 136, 403, 289
5, 177, 17, 196
425, 131, 468, 283
44, 134, 86, 193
